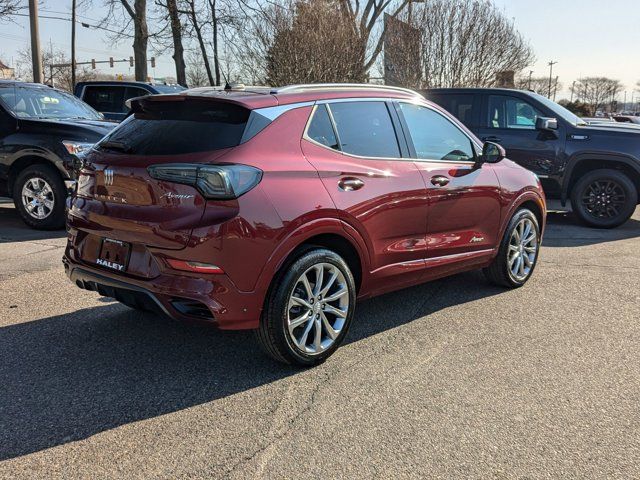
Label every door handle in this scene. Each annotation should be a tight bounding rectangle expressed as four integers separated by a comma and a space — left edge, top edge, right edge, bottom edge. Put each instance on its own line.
482, 136, 502, 143
338, 177, 365, 191
430, 175, 450, 187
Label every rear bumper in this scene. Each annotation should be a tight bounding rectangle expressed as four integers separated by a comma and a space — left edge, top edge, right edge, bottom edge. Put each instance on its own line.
63, 254, 264, 330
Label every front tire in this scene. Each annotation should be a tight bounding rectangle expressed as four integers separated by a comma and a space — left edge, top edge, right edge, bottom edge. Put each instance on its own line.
571, 169, 637, 229
484, 208, 541, 288
13, 164, 67, 230
255, 248, 357, 366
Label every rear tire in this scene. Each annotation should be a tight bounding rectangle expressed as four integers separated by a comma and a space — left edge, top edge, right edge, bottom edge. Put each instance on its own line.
484, 208, 540, 288
570, 169, 637, 229
255, 248, 356, 366
13, 164, 67, 230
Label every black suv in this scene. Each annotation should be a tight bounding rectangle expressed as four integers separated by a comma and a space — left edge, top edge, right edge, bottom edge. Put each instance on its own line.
425, 88, 640, 228
0, 81, 115, 229
74, 81, 186, 122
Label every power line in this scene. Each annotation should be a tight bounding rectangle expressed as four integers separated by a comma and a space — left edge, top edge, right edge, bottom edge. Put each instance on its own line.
8, 12, 134, 37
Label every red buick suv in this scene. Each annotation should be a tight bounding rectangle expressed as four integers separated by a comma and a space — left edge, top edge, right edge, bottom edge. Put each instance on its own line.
64, 84, 545, 366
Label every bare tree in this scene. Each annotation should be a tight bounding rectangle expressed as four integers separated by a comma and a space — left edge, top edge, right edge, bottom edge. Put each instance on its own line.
336, 0, 410, 78
209, 0, 222, 85
575, 77, 623, 115
228, 0, 409, 85
102, 0, 149, 81
156, 0, 187, 86
0, 0, 20, 19
266, 0, 368, 85
181, 0, 215, 85
516, 76, 562, 97
406, 0, 535, 88
185, 50, 209, 86
16, 47, 96, 92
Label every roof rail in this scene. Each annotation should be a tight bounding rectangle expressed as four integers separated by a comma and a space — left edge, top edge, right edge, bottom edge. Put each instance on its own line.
271, 83, 420, 96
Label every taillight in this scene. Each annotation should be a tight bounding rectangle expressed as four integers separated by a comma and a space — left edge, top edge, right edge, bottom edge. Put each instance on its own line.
148, 163, 262, 200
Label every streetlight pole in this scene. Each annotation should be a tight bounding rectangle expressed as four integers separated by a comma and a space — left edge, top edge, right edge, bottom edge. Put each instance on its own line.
547, 60, 557, 98
28, 0, 43, 83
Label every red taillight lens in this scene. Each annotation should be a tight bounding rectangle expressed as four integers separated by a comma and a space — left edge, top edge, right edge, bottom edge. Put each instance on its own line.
165, 259, 224, 274
148, 163, 262, 200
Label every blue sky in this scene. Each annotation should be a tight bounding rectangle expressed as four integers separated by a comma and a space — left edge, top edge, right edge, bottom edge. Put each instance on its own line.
495, 0, 640, 97
1, 0, 638, 98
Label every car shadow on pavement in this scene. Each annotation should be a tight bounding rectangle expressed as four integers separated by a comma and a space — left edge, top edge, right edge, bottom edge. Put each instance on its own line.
542, 210, 640, 248
0, 271, 501, 460
0, 201, 66, 243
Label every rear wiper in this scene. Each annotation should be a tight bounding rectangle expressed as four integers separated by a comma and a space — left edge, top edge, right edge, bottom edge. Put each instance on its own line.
99, 140, 132, 153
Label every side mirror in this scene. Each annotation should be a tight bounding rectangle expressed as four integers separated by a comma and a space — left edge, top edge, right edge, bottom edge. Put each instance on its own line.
535, 116, 558, 131
480, 141, 506, 165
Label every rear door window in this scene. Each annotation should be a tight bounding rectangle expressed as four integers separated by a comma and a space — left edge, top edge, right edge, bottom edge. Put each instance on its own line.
328, 102, 401, 158
98, 99, 251, 155
83, 86, 127, 114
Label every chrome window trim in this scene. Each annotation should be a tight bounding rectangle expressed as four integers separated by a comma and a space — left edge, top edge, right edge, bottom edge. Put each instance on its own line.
302, 100, 411, 162
254, 101, 315, 121
302, 97, 482, 164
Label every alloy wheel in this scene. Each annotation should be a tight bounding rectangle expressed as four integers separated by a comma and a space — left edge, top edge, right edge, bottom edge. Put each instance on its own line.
507, 218, 538, 282
287, 262, 349, 355
21, 177, 55, 220
581, 179, 626, 220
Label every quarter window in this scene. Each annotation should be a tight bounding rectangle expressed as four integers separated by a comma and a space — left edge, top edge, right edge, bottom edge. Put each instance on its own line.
307, 104, 339, 150
328, 102, 401, 158
399, 103, 475, 162
488, 95, 543, 129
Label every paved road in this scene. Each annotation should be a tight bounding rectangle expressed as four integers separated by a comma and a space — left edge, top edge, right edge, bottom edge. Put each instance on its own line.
1, 200, 639, 479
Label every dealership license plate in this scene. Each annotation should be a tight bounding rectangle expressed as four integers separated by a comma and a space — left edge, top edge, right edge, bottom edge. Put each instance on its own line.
96, 238, 131, 272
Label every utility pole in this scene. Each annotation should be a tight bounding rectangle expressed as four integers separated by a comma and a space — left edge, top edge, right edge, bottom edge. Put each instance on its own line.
528, 70, 533, 90
28, 0, 43, 83
547, 60, 557, 98
71, 0, 77, 89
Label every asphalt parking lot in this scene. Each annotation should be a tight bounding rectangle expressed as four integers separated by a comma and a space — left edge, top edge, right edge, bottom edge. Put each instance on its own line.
1, 199, 639, 479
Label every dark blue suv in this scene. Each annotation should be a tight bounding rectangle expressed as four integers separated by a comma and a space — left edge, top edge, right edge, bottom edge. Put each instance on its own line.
426, 88, 640, 228
74, 81, 186, 122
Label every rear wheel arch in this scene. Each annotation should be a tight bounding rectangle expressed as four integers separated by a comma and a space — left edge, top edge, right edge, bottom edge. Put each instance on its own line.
563, 155, 640, 203
269, 230, 365, 296
297, 233, 363, 293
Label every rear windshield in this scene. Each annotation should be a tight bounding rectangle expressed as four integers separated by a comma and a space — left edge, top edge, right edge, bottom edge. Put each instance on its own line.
97, 99, 251, 155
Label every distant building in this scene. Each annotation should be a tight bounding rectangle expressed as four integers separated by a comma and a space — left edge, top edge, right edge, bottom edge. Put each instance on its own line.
0, 60, 15, 79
